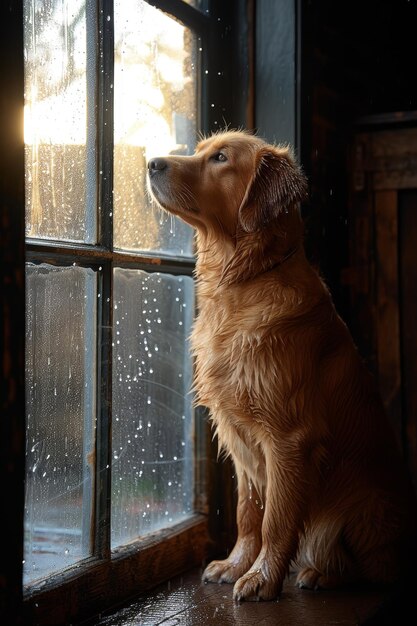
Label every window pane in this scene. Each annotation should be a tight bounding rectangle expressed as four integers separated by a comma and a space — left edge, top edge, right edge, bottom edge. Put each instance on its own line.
113, 0, 196, 257
112, 268, 194, 548
24, 0, 97, 243
24, 264, 96, 585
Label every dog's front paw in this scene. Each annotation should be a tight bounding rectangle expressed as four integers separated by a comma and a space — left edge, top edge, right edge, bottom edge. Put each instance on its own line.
296, 567, 322, 589
202, 558, 249, 584
296, 567, 350, 590
233, 568, 282, 602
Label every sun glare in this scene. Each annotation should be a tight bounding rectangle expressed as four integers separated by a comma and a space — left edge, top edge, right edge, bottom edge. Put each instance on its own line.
24, 0, 193, 158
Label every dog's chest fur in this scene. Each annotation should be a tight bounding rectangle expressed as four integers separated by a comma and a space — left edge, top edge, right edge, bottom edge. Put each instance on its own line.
190, 282, 292, 490
191, 268, 315, 414
192, 286, 274, 402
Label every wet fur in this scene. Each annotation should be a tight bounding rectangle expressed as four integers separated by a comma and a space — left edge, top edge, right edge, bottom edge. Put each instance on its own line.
147, 130, 417, 601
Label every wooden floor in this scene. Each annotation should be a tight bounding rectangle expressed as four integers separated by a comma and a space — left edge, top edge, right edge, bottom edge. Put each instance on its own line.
87, 567, 413, 625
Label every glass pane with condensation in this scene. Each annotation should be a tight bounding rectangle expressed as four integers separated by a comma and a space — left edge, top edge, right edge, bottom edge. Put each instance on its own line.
24, 0, 97, 243
113, 0, 196, 257
112, 268, 194, 548
24, 264, 96, 585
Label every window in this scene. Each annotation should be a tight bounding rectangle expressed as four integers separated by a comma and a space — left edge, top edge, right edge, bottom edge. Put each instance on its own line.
23, 0, 200, 588
22, 0, 211, 618
2, 0, 254, 623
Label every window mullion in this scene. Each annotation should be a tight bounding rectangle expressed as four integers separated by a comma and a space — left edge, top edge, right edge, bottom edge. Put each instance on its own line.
95, 0, 114, 561
98, 0, 114, 252
95, 262, 113, 560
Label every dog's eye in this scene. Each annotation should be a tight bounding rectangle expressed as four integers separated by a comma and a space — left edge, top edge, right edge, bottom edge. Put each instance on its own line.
212, 152, 227, 162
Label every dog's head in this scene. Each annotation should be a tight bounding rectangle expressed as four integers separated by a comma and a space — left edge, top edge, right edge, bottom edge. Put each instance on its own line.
147, 130, 308, 282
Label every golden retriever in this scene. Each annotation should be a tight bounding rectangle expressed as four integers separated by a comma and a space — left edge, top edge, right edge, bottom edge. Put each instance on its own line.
147, 130, 417, 602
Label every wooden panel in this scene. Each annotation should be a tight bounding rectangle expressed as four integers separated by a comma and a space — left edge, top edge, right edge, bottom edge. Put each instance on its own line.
399, 190, 417, 488
354, 128, 417, 190
345, 134, 378, 372
374, 169, 417, 191
371, 128, 417, 159
374, 190, 402, 443
370, 128, 417, 190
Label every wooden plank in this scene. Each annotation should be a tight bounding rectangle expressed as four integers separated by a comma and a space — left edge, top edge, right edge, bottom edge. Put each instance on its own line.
374, 190, 402, 444
93, 566, 398, 626
373, 170, 417, 191
370, 154, 417, 172
370, 128, 417, 159
345, 134, 378, 373
369, 128, 417, 189
399, 190, 417, 488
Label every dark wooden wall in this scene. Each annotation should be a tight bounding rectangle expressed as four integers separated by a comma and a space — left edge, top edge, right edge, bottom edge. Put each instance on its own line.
347, 125, 417, 489
300, 0, 417, 322
299, 0, 417, 487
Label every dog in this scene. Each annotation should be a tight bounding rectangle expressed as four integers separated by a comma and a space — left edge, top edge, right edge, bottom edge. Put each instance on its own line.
147, 130, 417, 602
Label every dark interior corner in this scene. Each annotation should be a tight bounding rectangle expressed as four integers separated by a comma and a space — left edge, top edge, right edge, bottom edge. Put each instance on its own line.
300, 2, 417, 514
300, 0, 417, 325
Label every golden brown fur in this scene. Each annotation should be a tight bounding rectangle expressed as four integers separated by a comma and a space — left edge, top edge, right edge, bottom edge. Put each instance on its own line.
147, 130, 417, 601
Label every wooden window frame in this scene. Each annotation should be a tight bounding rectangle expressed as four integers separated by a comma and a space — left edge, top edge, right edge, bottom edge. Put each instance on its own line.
1, 1, 254, 624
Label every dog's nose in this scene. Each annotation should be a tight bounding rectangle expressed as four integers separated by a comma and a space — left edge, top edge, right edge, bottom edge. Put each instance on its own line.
148, 157, 168, 176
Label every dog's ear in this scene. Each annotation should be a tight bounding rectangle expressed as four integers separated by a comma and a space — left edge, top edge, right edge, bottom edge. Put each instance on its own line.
238, 146, 308, 233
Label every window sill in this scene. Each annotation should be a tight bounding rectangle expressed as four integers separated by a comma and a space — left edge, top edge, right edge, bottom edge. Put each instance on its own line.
24, 515, 209, 626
